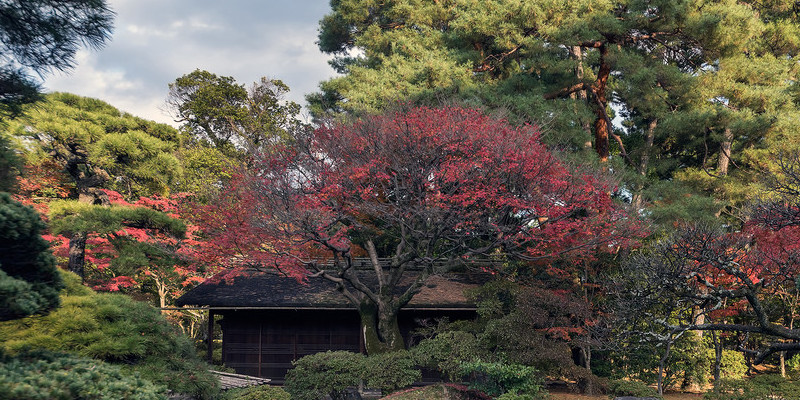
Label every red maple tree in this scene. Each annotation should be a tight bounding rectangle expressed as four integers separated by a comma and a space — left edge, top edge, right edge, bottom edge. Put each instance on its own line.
195, 106, 635, 353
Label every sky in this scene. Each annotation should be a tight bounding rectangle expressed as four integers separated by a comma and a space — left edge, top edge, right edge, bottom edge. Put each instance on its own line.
43, 0, 337, 126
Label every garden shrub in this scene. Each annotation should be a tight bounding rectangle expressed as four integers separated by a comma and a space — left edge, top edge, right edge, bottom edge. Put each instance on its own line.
225, 384, 291, 400
0, 192, 63, 321
0, 270, 220, 399
284, 351, 366, 400
607, 379, 662, 399
0, 350, 166, 400
786, 353, 800, 379
709, 349, 748, 380
364, 350, 421, 393
411, 330, 483, 381
460, 360, 546, 399
285, 350, 423, 399
704, 375, 800, 400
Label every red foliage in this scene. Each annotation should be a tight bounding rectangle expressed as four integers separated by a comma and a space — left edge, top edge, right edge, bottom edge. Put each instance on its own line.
194, 106, 636, 278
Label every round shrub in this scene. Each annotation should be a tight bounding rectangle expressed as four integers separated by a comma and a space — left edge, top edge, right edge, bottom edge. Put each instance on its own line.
460, 360, 545, 399
364, 350, 421, 393
0, 192, 62, 320
284, 351, 365, 400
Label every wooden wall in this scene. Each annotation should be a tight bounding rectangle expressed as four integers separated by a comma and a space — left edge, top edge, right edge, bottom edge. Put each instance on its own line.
219, 309, 475, 383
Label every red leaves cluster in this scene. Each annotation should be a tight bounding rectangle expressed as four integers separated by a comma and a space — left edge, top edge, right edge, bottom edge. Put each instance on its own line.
194, 106, 635, 274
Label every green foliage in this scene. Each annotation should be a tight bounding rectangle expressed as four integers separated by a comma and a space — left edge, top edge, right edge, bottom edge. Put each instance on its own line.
704, 375, 800, 400
411, 330, 484, 381
0, 1, 113, 116
787, 353, 800, 379
0, 350, 166, 400
167, 70, 301, 158
364, 351, 421, 393
8, 92, 183, 199
48, 201, 186, 237
710, 349, 748, 380
285, 350, 421, 399
174, 143, 235, 201
284, 351, 365, 400
607, 379, 662, 399
224, 385, 291, 400
459, 360, 545, 400
0, 271, 220, 399
0, 192, 62, 320
0, 132, 21, 192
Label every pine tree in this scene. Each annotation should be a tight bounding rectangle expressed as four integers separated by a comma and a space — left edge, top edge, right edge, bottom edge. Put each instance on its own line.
0, 192, 62, 320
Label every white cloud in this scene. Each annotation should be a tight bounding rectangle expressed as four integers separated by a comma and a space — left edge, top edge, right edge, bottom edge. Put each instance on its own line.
43, 0, 337, 126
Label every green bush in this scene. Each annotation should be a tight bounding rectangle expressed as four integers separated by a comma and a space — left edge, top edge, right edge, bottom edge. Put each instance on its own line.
285, 350, 423, 399
0, 192, 63, 320
284, 351, 365, 400
225, 385, 291, 400
411, 330, 483, 381
607, 379, 662, 399
786, 353, 800, 379
364, 350, 421, 393
704, 375, 800, 400
0, 270, 219, 399
460, 360, 545, 399
710, 349, 748, 380
0, 350, 166, 400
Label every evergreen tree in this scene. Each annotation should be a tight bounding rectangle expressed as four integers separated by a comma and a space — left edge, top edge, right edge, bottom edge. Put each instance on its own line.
0, 0, 114, 116
312, 0, 800, 224
5, 93, 184, 277
0, 192, 62, 320
167, 69, 302, 158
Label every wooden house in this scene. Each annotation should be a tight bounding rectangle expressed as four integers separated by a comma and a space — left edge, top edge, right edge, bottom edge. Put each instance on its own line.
175, 268, 486, 383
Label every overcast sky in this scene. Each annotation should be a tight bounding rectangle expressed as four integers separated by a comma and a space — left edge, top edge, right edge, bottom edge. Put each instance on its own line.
43, 0, 337, 126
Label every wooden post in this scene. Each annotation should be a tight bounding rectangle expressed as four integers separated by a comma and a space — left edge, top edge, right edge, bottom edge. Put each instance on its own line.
207, 309, 215, 363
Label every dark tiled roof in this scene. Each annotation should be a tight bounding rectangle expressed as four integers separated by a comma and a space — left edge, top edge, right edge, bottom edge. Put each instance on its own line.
175, 269, 488, 309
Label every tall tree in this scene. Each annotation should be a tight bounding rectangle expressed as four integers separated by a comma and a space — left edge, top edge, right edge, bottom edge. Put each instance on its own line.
167, 69, 302, 158
312, 0, 800, 225
0, 0, 114, 116
196, 106, 635, 353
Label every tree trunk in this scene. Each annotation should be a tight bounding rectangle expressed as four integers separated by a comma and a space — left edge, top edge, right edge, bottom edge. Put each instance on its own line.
68, 188, 110, 280
592, 44, 611, 162
570, 46, 592, 142
631, 119, 657, 210
781, 351, 786, 377
658, 340, 672, 395
717, 128, 733, 176
359, 301, 405, 354
582, 345, 594, 395
713, 331, 722, 387
68, 232, 87, 278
